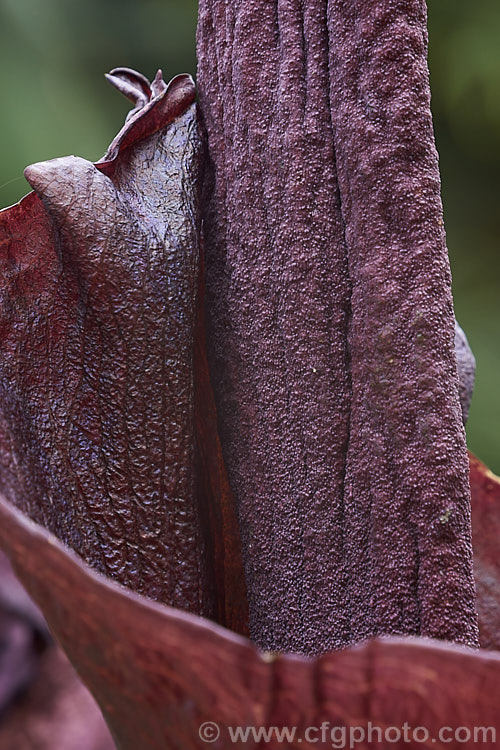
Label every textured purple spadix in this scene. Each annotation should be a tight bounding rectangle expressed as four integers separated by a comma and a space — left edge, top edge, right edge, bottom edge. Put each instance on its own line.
197, 0, 478, 652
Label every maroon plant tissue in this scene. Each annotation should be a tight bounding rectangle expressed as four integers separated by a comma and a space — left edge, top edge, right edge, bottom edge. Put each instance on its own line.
0, 71, 216, 618
197, 0, 478, 652
0, 4, 498, 744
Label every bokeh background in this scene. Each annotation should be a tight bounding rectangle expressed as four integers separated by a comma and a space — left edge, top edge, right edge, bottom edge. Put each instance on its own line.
0, 0, 498, 471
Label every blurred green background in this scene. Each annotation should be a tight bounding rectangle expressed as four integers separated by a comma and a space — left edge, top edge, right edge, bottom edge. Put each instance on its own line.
0, 0, 498, 471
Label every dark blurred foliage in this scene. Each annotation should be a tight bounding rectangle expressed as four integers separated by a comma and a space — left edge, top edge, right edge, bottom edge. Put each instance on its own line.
427, 1, 500, 472
0, 0, 498, 470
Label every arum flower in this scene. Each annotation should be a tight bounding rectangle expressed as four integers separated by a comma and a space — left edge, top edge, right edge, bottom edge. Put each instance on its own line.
0, 2, 499, 749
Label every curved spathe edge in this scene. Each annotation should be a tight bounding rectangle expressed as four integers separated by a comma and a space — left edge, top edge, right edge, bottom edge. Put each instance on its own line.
0, 72, 196, 215
98, 73, 196, 176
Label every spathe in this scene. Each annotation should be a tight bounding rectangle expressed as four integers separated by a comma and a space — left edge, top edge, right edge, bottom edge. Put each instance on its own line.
0, 464, 499, 749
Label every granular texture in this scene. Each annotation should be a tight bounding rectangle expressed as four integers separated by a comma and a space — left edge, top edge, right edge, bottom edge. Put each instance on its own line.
197, 0, 478, 652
